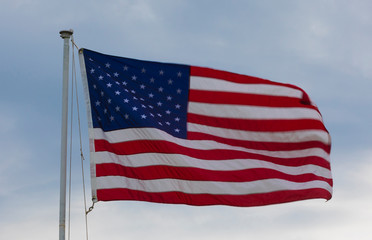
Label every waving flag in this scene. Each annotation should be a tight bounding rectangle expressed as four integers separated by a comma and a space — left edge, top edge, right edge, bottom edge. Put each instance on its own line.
79, 49, 332, 207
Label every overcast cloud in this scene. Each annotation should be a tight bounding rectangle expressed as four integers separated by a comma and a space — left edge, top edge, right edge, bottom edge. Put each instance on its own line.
0, 0, 371, 239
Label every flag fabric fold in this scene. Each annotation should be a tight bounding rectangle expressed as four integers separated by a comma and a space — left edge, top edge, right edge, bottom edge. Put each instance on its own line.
79, 48, 332, 207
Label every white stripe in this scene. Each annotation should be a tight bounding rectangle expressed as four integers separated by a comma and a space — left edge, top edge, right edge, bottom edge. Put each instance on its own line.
90, 128, 330, 161
188, 102, 322, 120
188, 122, 331, 145
94, 152, 332, 179
190, 76, 303, 98
96, 175, 332, 195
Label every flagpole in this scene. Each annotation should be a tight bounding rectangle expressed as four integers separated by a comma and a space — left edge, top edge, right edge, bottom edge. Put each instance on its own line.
59, 29, 73, 240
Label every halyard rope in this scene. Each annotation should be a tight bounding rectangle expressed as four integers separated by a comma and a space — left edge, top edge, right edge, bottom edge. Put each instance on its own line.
68, 37, 91, 240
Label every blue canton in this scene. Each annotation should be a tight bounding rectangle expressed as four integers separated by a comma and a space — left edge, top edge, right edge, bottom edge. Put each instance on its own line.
82, 49, 190, 139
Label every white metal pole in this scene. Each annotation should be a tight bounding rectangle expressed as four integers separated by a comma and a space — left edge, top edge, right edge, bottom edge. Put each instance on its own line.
59, 29, 73, 240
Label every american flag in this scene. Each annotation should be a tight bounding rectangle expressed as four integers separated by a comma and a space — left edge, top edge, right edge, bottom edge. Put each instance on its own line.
80, 49, 332, 207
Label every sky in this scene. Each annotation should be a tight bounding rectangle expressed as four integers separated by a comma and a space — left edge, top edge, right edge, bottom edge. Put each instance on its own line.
1, 0, 372, 239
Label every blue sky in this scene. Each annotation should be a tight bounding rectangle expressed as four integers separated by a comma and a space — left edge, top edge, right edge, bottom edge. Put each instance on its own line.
1, 0, 372, 239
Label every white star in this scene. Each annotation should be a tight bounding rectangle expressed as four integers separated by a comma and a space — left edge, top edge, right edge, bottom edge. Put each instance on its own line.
114, 72, 119, 77
175, 104, 181, 109
107, 83, 112, 88
150, 113, 154, 117
140, 98, 145, 101
175, 128, 180, 133
122, 81, 127, 86
90, 68, 95, 74
148, 105, 154, 109
150, 77, 155, 83
105, 63, 110, 68
157, 101, 162, 106
93, 84, 97, 89
141, 104, 146, 108
98, 75, 104, 80
115, 81, 120, 85
165, 110, 171, 114
158, 87, 163, 92
106, 73, 111, 77
110, 116, 114, 121
107, 99, 112, 104
133, 96, 138, 100
158, 122, 163, 126
100, 91, 104, 96
157, 113, 162, 117
141, 114, 147, 119
131, 90, 136, 94
140, 84, 145, 89
89, 58, 93, 61
132, 75, 137, 81
95, 101, 101, 106
141, 67, 146, 73
124, 114, 129, 119
115, 106, 120, 111
167, 96, 172, 101
124, 98, 129, 103
149, 93, 154, 98
132, 106, 138, 111
166, 122, 171, 125
115, 91, 121, 95
123, 65, 128, 71
104, 109, 108, 114
159, 70, 164, 75
175, 117, 180, 122
176, 89, 182, 94
168, 79, 173, 85
177, 71, 182, 77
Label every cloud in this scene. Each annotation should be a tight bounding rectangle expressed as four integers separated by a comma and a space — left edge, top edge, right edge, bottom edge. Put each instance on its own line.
286, 1, 372, 79
0, 1, 371, 240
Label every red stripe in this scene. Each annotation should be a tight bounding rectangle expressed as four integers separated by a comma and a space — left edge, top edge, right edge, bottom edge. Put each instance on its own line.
96, 188, 332, 206
96, 163, 333, 185
191, 66, 281, 84
188, 131, 331, 153
189, 89, 316, 109
94, 139, 331, 169
187, 113, 328, 132
191, 66, 303, 90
